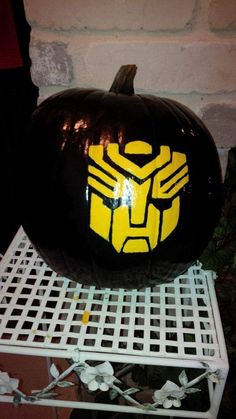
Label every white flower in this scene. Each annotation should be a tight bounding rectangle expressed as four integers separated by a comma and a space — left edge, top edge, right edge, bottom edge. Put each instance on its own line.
208, 372, 220, 384
153, 380, 186, 409
80, 361, 115, 392
0, 371, 19, 395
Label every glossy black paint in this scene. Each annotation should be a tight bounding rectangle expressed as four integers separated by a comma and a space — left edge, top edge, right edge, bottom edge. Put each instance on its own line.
20, 83, 222, 288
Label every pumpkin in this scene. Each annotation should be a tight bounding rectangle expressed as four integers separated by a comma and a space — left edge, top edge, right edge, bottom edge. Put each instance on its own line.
20, 65, 222, 288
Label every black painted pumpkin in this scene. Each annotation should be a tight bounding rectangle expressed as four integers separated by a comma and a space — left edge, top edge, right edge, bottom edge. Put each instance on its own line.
21, 65, 222, 288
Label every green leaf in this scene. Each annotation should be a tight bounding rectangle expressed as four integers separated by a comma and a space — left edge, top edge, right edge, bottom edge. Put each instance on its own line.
50, 363, 60, 379
142, 403, 158, 411
185, 387, 201, 394
13, 393, 22, 405
122, 387, 139, 396
57, 380, 75, 388
179, 370, 188, 387
109, 388, 119, 400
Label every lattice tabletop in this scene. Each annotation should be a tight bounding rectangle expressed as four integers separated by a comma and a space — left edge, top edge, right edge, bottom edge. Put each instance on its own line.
0, 228, 230, 419
0, 227, 227, 366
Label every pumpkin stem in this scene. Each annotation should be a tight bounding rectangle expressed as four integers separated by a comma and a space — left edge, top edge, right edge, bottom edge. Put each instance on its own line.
109, 65, 137, 95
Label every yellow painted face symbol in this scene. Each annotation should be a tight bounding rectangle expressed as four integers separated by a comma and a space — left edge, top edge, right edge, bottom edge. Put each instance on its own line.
88, 141, 189, 253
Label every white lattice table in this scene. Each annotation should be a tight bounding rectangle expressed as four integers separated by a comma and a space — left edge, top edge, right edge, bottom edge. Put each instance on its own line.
0, 228, 229, 418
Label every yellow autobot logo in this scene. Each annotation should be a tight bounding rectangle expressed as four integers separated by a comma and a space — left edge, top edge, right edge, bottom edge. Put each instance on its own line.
88, 141, 189, 253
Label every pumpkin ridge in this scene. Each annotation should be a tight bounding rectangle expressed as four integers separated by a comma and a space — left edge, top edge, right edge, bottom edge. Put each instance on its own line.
150, 95, 189, 130
160, 97, 196, 129
77, 90, 110, 130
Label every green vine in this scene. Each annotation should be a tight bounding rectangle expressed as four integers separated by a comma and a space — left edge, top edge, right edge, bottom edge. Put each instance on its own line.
199, 147, 236, 279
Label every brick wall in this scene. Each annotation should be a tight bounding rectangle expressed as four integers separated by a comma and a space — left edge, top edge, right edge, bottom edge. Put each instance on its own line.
24, 0, 236, 177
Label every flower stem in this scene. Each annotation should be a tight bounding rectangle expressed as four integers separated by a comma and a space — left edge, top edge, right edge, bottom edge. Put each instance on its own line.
185, 370, 210, 389
35, 361, 80, 398
112, 384, 141, 407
